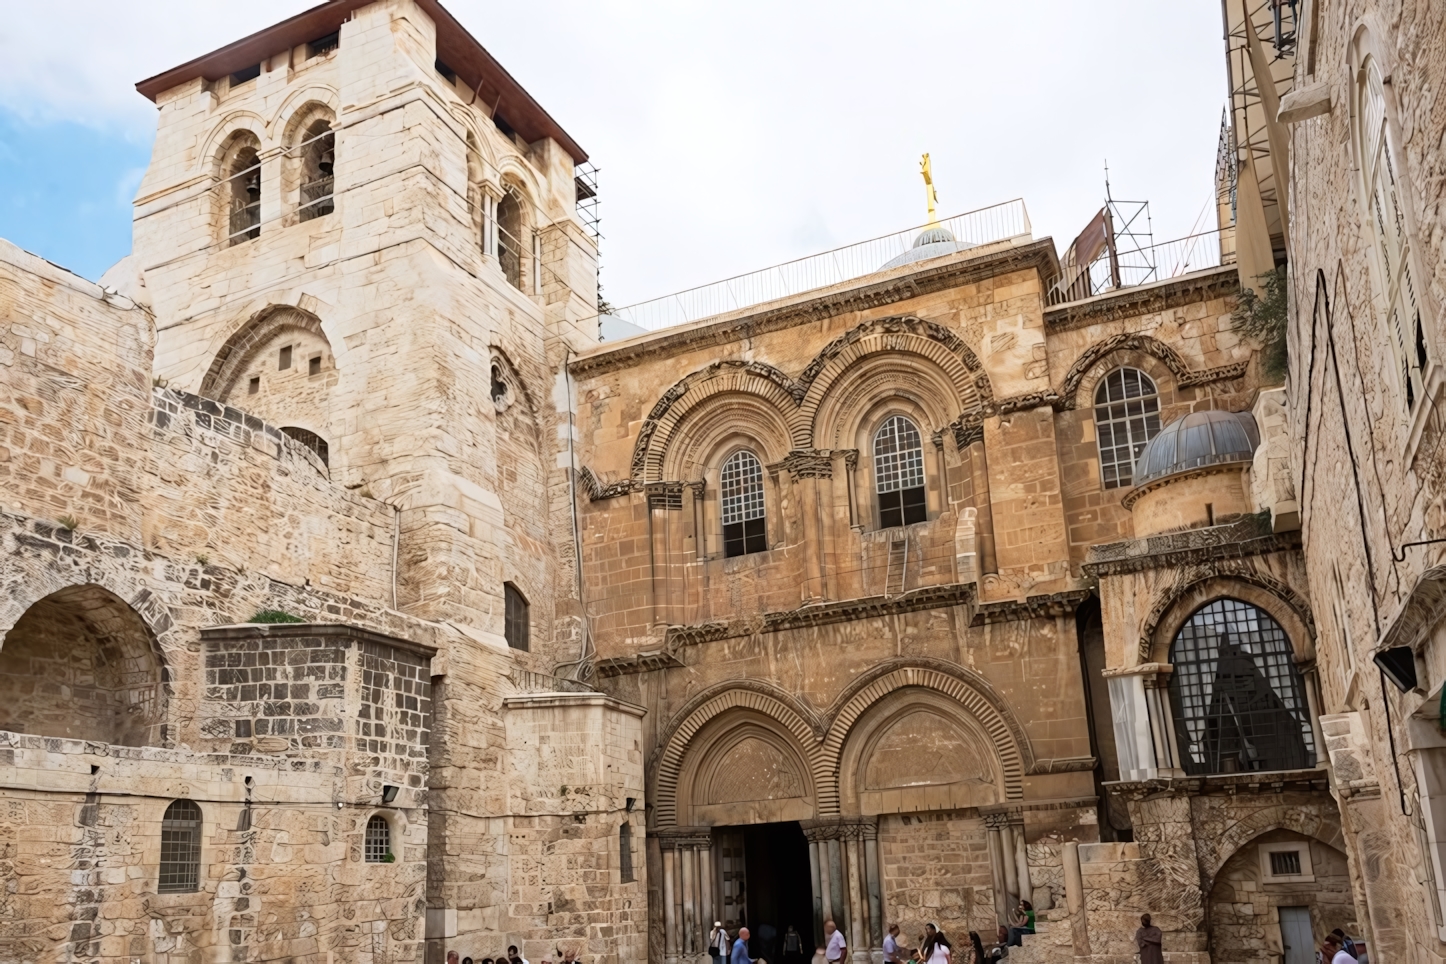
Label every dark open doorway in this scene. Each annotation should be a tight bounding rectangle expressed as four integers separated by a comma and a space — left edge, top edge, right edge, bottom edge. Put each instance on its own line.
719, 821, 814, 962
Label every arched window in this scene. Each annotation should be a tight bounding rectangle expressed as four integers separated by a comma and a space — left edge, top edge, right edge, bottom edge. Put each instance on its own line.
281, 426, 329, 467
1093, 368, 1162, 488
1168, 598, 1316, 776
873, 415, 926, 528
225, 140, 261, 245
721, 450, 767, 557
1357, 55, 1429, 412
159, 800, 202, 893
365, 814, 392, 863
298, 119, 335, 221
504, 582, 529, 651
497, 186, 525, 290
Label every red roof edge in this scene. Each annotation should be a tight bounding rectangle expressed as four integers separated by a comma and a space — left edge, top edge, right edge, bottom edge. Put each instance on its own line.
134, 0, 587, 165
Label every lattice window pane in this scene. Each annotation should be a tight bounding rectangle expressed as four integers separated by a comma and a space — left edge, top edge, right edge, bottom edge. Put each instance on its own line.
721, 451, 766, 525
1093, 368, 1161, 489
365, 815, 391, 863
504, 583, 529, 651
159, 799, 201, 893
1168, 598, 1316, 776
873, 415, 925, 494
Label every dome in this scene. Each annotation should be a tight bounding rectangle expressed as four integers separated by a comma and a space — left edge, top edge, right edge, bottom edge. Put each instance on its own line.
879, 223, 974, 270
1132, 410, 1259, 487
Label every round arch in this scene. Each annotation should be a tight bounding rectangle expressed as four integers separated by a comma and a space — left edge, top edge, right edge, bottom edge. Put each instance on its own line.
1056, 333, 1246, 410
1197, 804, 1347, 892
818, 354, 962, 452
200, 304, 331, 400
1142, 568, 1315, 664
200, 112, 269, 176
676, 711, 818, 826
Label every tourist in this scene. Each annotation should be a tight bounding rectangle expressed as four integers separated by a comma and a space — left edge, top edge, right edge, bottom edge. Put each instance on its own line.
1330, 929, 1359, 960
1323, 934, 1355, 964
1134, 914, 1163, 964
783, 924, 804, 964
903, 947, 922, 964
463, 957, 474, 964
988, 926, 1009, 960
711, 922, 732, 964
1006, 901, 1034, 946
448, 952, 459, 964
924, 924, 951, 964
967, 932, 986, 964
509, 945, 529, 964
882, 924, 901, 964
557, 945, 578, 964
822, 920, 846, 964
733, 927, 760, 964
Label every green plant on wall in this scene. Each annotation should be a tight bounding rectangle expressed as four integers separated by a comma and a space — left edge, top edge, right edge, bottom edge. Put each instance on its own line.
1233, 264, 1288, 383
248, 609, 304, 624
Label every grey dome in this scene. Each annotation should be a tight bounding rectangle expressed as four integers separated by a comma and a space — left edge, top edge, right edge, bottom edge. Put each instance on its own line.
1133, 410, 1260, 486
880, 224, 974, 269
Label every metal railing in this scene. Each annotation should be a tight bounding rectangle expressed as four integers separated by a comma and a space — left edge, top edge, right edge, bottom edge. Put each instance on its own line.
611, 199, 1032, 331
1047, 228, 1232, 306
299, 175, 335, 221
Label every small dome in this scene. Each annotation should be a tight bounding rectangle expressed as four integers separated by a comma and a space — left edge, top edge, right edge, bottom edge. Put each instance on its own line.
1133, 410, 1259, 486
880, 224, 974, 270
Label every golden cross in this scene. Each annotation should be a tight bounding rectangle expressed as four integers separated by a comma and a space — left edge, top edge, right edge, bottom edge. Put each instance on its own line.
920, 153, 940, 225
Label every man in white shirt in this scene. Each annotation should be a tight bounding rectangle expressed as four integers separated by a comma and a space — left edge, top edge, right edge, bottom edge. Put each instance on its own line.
1324, 935, 1354, 964
882, 925, 900, 964
823, 920, 847, 964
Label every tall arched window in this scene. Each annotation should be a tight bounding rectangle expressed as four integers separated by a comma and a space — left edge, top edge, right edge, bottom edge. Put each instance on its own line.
504, 582, 529, 651
298, 119, 335, 222
158, 799, 202, 893
225, 139, 261, 246
874, 415, 927, 528
1093, 368, 1161, 488
1357, 55, 1429, 412
497, 186, 526, 290
1168, 598, 1315, 776
365, 814, 392, 863
721, 450, 767, 558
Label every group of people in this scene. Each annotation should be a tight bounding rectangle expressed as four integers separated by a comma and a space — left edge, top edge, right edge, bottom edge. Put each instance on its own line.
1132, 914, 1366, 964
446, 945, 579, 964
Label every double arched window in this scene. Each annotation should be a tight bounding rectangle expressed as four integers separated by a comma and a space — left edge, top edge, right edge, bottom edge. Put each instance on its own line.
721, 450, 767, 557
159, 799, 202, 893
1356, 54, 1429, 412
874, 415, 927, 528
1093, 368, 1161, 488
1168, 598, 1315, 776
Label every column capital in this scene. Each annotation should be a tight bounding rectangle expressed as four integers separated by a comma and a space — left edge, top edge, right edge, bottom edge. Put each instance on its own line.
801, 815, 877, 841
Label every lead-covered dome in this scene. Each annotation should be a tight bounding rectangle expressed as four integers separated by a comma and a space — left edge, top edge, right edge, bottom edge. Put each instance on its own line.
1132, 410, 1259, 487
880, 224, 974, 269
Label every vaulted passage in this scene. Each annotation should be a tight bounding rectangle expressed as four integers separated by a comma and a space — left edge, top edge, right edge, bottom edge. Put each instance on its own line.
0, 585, 165, 746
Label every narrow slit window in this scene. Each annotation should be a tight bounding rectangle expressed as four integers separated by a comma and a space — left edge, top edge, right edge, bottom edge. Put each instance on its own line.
309, 355, 322, 376
1093, 368, 1162, 488
365, 815, 391, 863
619, 822, 634, 882
158, 799, 202, 893
720, 450, 767, 558
248, 376, 260, 395
504, 583, 529, 651
874, 415, 927, 528
279, 346, 292, 370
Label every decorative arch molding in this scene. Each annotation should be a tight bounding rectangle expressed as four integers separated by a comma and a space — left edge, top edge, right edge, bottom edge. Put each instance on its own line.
452, 107, 499, 169
200, 304, 331, 400
820, 660, 1032, 810
1198, 806, 1347, 892
631, 361, 801, 481
495, 157, 543, 209
200, 112, 269, 173
652, 681, 826, 828
814, 355, 964, 452
270, 87, 340, 144
1139, 565, 1317, 663
1056, 334, 1249, 411
487, 346, 540, 421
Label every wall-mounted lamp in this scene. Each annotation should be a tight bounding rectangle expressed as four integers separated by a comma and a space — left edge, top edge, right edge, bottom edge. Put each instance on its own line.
381, 784, 400, 805
1375, 646, 1419, 693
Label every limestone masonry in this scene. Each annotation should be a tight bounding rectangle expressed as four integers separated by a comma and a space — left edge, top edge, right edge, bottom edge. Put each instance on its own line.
2, 0, 1446, 962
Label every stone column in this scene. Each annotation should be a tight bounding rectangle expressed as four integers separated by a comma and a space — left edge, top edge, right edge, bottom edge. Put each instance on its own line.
863, 827, 882, 954
663, 843, 680, 964
808, 838, 825, 948
999, 824, 1019, 903
845, 837, 869, 964
481, 187, 499, 260
1011, 821, 1032, 906
827, 838, 847, 933
1062, 841, 1090, 958
985, 816, 1010, 923
965, 437, 997, 575
699, 842, 716, 942
682, 842, 698, 957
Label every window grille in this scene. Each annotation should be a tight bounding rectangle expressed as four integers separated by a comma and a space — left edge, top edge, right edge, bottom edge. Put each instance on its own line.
1167, 598, 1316, 776
365, 815, 391, 863
158, 799, 202, 893
498, 188, 525, 290
873, 415, 927, 528
1358, 56, 1429, 412
281, 427, 329, 467
1093, 368, 1161, 488
504, 583, 529, 651
619, 822, 634, 882
721, 451, 767, 557
1268, 850, 1302, 876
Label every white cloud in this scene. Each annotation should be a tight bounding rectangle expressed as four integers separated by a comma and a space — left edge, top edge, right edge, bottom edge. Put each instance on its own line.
3, 0, 1227, 305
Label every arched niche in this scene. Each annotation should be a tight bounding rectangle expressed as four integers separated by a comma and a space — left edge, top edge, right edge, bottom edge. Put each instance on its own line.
677, 711, 817, 827
813, 351, 974, 452
0, 585, 166, 746
1144, 571, 1315, 665
838, 689, 1007, 815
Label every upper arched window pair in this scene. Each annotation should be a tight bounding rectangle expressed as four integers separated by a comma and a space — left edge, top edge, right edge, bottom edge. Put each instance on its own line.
1093, 368, 1162, 488
221, 119, 335, 246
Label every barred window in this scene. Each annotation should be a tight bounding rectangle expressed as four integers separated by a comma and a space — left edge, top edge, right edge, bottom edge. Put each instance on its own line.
158, 799, 202, 893
504, 582, 529, 651
365, 815, 391, 863
619, 822, 635, 882
1093, 368, 1161, 488
1168, 598, 1316, 776
721, 450, 767, 558
873, 415, 926, 528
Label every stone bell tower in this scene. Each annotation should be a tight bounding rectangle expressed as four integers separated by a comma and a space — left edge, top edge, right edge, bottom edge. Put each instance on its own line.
128, 0, 599, 662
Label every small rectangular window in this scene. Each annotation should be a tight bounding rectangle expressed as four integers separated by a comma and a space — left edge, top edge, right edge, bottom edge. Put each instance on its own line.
306, 32, 339, 59
279, 346, 292, 370
435, 60, 457, 84
619, 823, 635, 883
880, 486, 926, 528
1269, 850, 1302, 876
309, 355, 322, 376
248, 376, 260, 395
230, 64, 261, 86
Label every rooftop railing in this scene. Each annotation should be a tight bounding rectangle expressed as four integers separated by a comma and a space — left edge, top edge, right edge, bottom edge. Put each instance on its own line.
611, 198, 1032, 331
1047, 228, 1233, 306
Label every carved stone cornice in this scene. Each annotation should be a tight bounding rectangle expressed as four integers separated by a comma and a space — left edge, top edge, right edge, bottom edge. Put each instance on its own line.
1026, 756, 1098, 775
980, 795, 1099, 816
577, 466, 643, 501
993, 391, 1062, 416
665, 622, 733, 648
1106, 767, 1330, 800
773, 449, 837, 480
569, 240, 1059, 378
764, 582, 977, 634
1082, 513, 1299, 577
1044, 266, 1239, 333
969, 589, 1091, 626
594, 649, 685, 679
800, 816, 877, 841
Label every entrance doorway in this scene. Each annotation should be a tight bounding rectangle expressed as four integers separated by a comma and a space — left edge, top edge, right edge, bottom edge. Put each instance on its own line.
715, 821, 815, 961
1278, 906, 1313, 964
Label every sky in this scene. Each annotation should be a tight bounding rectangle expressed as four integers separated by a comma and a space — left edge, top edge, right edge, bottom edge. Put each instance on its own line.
0, 1, 1227, 305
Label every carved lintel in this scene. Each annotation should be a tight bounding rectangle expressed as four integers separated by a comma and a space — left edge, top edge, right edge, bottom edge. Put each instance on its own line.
594, 649, 685, 678
653, 827, 715, 849
800, 816, 877, 841
1026, 756, 1098, 775
664, 622, 733, 648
